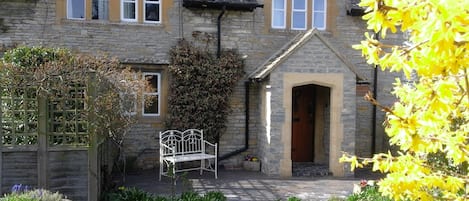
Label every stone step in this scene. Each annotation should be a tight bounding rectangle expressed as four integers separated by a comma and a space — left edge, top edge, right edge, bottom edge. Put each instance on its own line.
292, 162, 331, 177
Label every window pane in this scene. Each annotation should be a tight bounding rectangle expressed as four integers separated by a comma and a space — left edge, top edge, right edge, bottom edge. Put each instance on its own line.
293, 0, 306, 10
313, 12, 325, 28
92, 0, 108, 20
273, 11, 285, 27
145, 74, 158, 92
123, 2, 136, 19
144, 95, 159, 114
68, 0, 85, 19
145, 3, 160, 21
292, 12, 306, 29
314, 0, 325, 11
273, 0, 284, 9
142, 73, 160, 116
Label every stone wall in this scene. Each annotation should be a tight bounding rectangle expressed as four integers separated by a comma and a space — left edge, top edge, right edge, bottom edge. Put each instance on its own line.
1, 0, 404, 173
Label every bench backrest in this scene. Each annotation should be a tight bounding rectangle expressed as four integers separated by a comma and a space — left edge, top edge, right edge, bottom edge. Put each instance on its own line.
159, 129, 204, 156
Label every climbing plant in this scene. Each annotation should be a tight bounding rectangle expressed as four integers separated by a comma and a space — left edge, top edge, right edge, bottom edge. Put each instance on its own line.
0, 46, 148, 146
167, 39, 245, 142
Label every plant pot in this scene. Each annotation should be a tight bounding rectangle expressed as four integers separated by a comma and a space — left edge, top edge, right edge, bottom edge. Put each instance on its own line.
243, 161, 261, 171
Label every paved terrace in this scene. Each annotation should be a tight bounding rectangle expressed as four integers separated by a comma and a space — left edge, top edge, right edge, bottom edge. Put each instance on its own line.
122, 168, 382, 201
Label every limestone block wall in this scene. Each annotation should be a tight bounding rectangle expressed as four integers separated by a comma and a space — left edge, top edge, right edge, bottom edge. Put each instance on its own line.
0, 0, 404, 172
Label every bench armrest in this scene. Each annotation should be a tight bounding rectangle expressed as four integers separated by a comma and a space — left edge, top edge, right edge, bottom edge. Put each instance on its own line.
161, 143, 175, 154
204, 141, 217, 147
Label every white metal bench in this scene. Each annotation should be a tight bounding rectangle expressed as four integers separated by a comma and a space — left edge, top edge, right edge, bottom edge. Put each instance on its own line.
159, 129, 217, 180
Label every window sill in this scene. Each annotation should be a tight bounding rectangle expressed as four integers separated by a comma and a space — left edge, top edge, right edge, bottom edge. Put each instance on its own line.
60, 19, 164, 28
269, 28, 332, 36
137, 115, 165, 124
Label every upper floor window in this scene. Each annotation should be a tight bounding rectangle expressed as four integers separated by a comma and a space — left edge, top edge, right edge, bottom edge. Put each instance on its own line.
271, 0, 327, 30
63, 0, 162, 24
67, 0, 85, 19
144, 0, 161, 23
92, 0, 109, 20
313, 0, 326, 29
272, 0, 286, 28
121, 0, 138, 22
292, 0, 307, 30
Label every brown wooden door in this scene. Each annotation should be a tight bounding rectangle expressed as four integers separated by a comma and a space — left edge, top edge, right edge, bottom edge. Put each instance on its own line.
291, 85, 315, 162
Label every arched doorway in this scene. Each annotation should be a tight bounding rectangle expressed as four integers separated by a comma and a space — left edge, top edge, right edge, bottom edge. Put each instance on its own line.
291, 84, 330, 176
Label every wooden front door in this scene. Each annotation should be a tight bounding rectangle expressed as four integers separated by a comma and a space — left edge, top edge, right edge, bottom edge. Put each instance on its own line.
291, 85, 315, 162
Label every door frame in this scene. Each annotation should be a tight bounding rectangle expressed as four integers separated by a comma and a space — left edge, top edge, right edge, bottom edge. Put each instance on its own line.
279, 73, 345, 177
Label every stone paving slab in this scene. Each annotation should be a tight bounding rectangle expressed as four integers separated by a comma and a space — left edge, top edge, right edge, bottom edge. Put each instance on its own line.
122, 169, 380, 201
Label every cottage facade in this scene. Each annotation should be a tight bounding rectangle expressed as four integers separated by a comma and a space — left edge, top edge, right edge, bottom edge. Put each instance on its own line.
1, 0, 401, 178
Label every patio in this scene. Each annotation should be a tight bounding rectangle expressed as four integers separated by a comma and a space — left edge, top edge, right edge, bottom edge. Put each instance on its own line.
122, 168, 381, 201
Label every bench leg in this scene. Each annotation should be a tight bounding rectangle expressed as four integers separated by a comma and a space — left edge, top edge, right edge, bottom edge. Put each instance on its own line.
200, 159, 204, 175
215, 158, 218, 179
159, 160, 162, 181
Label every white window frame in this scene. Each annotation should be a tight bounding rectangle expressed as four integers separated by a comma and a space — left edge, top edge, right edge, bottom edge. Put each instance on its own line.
142, 72, 161, 117
144, 0, 161, 23
312, 0, 327, 30
272, 0, 286, 29
67, 0, 86, 20
121, 0, 138, 22
291, 0, 307, 30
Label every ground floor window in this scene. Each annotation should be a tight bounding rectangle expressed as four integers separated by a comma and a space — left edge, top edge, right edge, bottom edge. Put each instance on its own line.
142, 72, 160, 116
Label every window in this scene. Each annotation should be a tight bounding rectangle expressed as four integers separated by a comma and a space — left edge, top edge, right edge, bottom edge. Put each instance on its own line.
313, 0, 326, 30
144, 0, 161, 23
142, 72, 160, 116
121, 0, 137, 22
92, 0, 109, 20
67, 0, 85, 19
62, 0, 163, 24
271, 0, 327, 30
272, 0, 286, 28
292, 0, 307, 30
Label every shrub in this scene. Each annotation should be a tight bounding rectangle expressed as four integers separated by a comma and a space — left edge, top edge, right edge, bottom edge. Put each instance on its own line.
102, 187, 227, 201
1, 189, 70, 201
347, 180, 391, 201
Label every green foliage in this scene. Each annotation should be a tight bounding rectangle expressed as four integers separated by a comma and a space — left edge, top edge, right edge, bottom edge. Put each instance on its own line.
0, 46, 147, 188
103, 187, 165, 201
2, 46, 68, 68
1, 189, 70, 201
346, 186, 391, 201
102, 187, 226, 201
0, 46, 146, 144
167, 39, 245, 142
201, 191, 226, 201
286, 197, 302, 201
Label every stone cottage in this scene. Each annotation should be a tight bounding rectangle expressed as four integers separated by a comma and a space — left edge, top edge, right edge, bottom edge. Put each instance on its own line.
1, 0, 400, 179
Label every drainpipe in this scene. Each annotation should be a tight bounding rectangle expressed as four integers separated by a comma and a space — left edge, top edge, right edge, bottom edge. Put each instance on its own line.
217, 5, 226, 59
219, 81, 250, 161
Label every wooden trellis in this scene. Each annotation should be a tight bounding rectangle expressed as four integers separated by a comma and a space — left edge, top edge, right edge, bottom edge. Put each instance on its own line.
0, 73, 101, 201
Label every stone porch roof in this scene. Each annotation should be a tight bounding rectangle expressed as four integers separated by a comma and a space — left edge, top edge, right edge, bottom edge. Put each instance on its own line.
248, 29, 367, 81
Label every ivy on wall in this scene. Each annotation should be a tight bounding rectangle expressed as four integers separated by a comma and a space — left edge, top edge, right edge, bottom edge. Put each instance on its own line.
167, 39, 245, 143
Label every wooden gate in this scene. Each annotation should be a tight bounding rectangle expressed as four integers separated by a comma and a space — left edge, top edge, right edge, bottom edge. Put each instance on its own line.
0, 73, 101, 201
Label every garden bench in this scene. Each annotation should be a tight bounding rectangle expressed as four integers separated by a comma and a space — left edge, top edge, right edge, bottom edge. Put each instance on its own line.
159, 129, 218, 180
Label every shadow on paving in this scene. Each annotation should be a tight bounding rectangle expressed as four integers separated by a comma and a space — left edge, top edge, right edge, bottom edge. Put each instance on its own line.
121, 168, 384, 201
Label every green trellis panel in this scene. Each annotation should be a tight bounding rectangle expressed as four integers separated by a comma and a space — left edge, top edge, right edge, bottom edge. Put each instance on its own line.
0, 72, 99, 201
